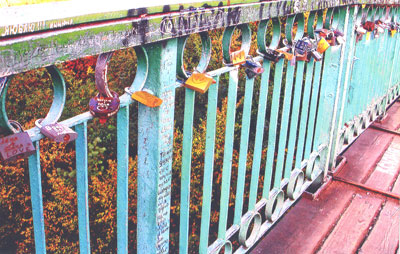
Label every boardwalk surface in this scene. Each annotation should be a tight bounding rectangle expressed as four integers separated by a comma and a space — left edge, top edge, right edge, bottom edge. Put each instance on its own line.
251, 101, 400, 254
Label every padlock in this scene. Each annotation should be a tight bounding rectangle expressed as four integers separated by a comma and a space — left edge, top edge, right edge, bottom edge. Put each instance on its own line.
355, 25, 367, 35
0, 120, 35, 162
260, 49, 284, 62
230, 49, 246, 65
129, 89, 163, 107
242, 59, 264, 79
276, 47, 295, 61
90, 52, 120, 124
89, 91, 120, 124
316, 37, 330, 54
35, 119, 77, 143
363, 21, 375, 32
295, 39, 308, 55
366, 31, 371, 41
184, 72, 216, 93
310, 50, 322, 61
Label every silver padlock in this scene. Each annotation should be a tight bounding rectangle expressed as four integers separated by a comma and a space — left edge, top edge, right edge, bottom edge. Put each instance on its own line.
35, 119, 78, 143
355, 25, 367, 34
336, 36, 345, 45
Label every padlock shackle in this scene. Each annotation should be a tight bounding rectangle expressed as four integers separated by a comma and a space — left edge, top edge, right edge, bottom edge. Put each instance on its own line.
0, 65, 66, 135
95, 52, 114, 98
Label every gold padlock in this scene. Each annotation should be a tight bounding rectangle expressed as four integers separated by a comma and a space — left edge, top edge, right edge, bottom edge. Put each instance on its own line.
317, 37, 330, 54
391, 29, 397, 37
366, 32, 371, 42
184, 72, 216, 94
131, 91, 163, 108
230, 49, 246, 65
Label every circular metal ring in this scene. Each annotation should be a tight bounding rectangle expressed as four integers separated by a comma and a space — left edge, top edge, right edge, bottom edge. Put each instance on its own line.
305, 151, 321, 181
215, 239, 233, 254
238, 210, 262, 248
361, 111, 369, 129
307, 11, 319, 39
372, 102, 380, 120
353, 115, 363, 136
344, 121, 355, 144
325, 7, 340, 30
379, 97, 386, 115
265, 188, 284, 222
337, 128, 346, 152
222, 24, 251, 64
0, 66, 66, 135
257, 18, 281, 53
177, 32, 212, 79
285, 13, 305, 45
287, 168, 305, 200
125, 46, 149, 94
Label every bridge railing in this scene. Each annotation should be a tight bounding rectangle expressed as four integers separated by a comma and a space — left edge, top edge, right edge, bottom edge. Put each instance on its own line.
1, 1, 400, 253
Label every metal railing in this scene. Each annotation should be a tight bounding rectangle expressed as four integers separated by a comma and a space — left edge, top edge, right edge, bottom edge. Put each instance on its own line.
1, 0, 400, 253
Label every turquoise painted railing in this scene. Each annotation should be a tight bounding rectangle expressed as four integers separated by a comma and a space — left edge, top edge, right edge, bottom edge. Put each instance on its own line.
1, 0, 400, 253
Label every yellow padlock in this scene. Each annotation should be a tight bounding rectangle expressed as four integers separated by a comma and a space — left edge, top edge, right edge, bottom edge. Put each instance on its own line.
230, 49, 246, 65
391, 30, 397, 37
184, 72, 216, 94
131, 91, 163, 108
317, 37, 330, 54
366, 32, 371, 42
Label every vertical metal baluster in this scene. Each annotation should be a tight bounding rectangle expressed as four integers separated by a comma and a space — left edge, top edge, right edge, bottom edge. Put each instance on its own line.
218, 68, 239, 239
337, 6, 359, 133
199, 76, 219, 254
248, 61, 271, 210
295, 61, 314, 166
233, 76, 255, 225
137, 40, 177, 254
305, 10, 323, 159
314, 8, 347, 175
28, 141, 46, 254
117, 106, 129, 254
283, 60, 306, 179
305, 60, 323, 156
262, 59, 284, 197
274, 63, 295, 183
179, 88, 195, 254
75, 122, 90, 254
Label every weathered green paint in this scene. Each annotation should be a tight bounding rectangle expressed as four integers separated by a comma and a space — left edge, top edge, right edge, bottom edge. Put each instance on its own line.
28, 142, 46, 254
179, 88, 195, 254
117, 106, 129, 254
233, 75, 255, 225
199, 75, 219, 254
137, 39, 177, 254
218, 68, 239, 239
75, 122, 90, 254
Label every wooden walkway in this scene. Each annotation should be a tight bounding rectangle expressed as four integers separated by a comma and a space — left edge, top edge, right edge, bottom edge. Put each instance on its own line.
252, 101, 400, 254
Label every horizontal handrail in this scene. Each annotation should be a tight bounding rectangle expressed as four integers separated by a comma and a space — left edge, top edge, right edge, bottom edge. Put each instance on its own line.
0, 0, 399, 76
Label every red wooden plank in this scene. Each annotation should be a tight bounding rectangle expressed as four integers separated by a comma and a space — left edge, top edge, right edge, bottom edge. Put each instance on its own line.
337, 128, 394, 183
363, 138, 400, 191
358, 199, 399, 254
316, 192, 383, 254
250, 182, 356, 254
380, 101, 400, 131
